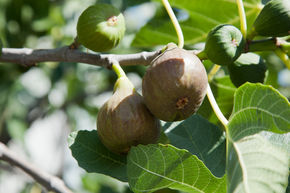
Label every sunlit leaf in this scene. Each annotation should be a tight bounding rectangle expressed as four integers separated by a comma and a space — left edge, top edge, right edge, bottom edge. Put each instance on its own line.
69, 130, 128, 182
228, 83, 290, 140
128, 144, 226, 193
227, 134, 289, 193
165, 115, 226, 178
132, 0, 261, 47
227, 83, 290, 193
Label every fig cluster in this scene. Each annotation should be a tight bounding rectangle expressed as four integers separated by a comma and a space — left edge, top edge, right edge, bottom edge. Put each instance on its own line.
97, 76, 161, 154
97, 45, 208, 154
203, 20, 272, 87
80, 0, 290, 154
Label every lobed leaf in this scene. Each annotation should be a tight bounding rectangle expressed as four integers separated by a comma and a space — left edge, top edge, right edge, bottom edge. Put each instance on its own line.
227, 83, 290, 193
165, 115, 226, 178
228, 83, 290, 140
127, 144, 226, 193
69, 130, 128, 182
260, 131, 290, 154
227, 134, 289, 193
132, 0, 261, 47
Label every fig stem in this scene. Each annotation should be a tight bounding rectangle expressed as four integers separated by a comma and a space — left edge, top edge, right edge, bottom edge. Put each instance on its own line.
162, 0, 184, 48
208, 64, 221, 82
280, 41, 290, 54
246, 28, 257, 41
246, 38, 277, 52
196, 50, 207, 60
246, 38, 290, 54
236, 0, 247, 37
206, 84, 229, 130
275, 49, 290, 69
111, 60, 127, 78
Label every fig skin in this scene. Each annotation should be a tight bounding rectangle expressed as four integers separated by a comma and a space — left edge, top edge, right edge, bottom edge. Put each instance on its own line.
204, 24, 245, 65
228, 53, 267, 87
77, 4, 125, 52
97, 77, 161, 154
252, 0, 290, 37
142, 46, 208, 122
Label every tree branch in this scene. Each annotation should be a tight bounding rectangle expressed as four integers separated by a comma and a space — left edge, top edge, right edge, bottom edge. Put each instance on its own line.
0, 46, 161, 68
0, 142, 73, 193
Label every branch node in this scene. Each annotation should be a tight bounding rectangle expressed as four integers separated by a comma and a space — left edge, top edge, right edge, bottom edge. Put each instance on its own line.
69, 37, 80, 50
106, 55, 115, 69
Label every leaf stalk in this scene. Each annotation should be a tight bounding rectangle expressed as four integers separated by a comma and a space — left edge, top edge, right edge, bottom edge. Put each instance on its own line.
206, 84, 229, 130
162, 0, 184, 48
236, 0, 247, 38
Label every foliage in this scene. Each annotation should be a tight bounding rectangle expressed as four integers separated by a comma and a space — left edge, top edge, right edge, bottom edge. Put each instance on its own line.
0, 0, 289, 193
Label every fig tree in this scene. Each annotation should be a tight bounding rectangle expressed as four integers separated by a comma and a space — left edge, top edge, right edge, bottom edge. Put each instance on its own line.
97, 73, 161, 154
142, 45, 208, 122
252, 0, 290, 37
228, 52, 267, 87
204, 24, 245, 65
77, 4, 125, 52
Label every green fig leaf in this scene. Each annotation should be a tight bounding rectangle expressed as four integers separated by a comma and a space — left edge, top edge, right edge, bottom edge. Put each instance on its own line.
132, 0, 261, 47
69, 130, 128, 182
165, 115, 226, 178
227, 83, 290, 193
227, 134, 289, 193
260, 131, 290, 153
259, 131, 290, 192
127, 144, 226, 193
228, 83, 290, 140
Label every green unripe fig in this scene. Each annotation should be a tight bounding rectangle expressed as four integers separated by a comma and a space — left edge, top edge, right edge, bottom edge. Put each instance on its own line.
204, 24, 245, 65
228, 53, 267, 87
252, 0, 290, 37
97, 76, 161, 154
77, 4, 126, 52
142, 45, 208, 122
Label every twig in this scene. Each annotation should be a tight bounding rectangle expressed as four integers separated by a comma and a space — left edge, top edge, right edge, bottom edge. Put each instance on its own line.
0, 46, 161, 68
0, 142, 73, 193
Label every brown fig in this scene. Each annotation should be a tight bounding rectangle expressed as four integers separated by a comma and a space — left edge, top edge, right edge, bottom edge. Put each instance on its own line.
97, 76, 161, 154
142, 45, 208, 122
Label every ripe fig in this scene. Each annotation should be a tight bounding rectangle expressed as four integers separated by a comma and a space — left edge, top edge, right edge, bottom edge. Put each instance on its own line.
97, 76, 161, 154
77, 4, 126, 52
142, 45, 208, 122
228, 52, 267, 87
252, 0, 290, 37
204, 24, 245, 65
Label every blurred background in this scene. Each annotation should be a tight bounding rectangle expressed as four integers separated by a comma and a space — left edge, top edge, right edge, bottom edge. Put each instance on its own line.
0, 0, 159, 192
0, 0, 289, 192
